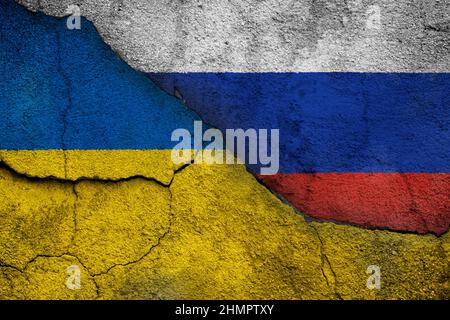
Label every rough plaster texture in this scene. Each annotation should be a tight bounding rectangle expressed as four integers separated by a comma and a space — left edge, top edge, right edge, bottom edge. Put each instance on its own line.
0, 150, 183, 184
0, 164, 449, 299
17, 0, 450, 72
0, 1, 203, 151
0, 0, 448, 299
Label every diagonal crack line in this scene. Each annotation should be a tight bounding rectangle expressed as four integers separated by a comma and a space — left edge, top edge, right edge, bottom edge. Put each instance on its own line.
169, 158, 195, 185
310, 224, 343, 300
91, 169, 181, 277
1, 252, 101, 297
92, 210, 174, 277
15, 0, 448, 237
0, 263, 23, 274
91, 232, 168, 276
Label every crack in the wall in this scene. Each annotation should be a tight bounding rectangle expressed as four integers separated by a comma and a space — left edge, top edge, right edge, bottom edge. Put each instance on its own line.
250, 164, 450, 238
9, 0, 449, 238
158, 81, 381, 238
153, 82, 450, 238
1, 153, 448, 258
27, 253, 101, 297
70, 184, 79, 248
0, 158, 193, 288
309, 224, 343, 300
92, 203, 174, 278
63, 151, 68, 180
1, 252, 101, 298
55, 29, 72, 180
399, 173, 428, 232
90, 164, 188, 279
0, 160, 172, 187
0, 264, 23, 274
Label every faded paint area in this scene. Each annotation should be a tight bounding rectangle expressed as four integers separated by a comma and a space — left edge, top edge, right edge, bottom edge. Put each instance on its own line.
0, 163, 448, 299
17, 0, 450, 72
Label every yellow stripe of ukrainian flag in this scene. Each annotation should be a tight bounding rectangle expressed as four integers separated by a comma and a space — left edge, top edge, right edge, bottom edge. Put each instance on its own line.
0, 150, 448, 299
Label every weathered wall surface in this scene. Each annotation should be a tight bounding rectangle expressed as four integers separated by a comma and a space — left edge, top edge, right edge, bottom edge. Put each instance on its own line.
1, 164, 449, 299
17, 0, 450, 72
0, 0, 448, 299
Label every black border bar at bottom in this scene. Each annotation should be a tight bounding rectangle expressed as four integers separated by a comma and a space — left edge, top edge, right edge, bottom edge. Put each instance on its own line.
0, 300, 447, 318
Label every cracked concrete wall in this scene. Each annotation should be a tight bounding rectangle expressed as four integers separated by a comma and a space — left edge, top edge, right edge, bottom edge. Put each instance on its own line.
0, 0, 448, 299
0, 150, 183, 185
0, 164, 448, 299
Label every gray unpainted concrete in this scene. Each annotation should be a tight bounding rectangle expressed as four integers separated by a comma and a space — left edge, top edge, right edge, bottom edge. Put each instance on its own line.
16, 0, 450, 72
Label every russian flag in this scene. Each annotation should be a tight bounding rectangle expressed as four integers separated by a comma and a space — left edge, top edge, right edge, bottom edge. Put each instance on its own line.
149, 72, 450, 235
